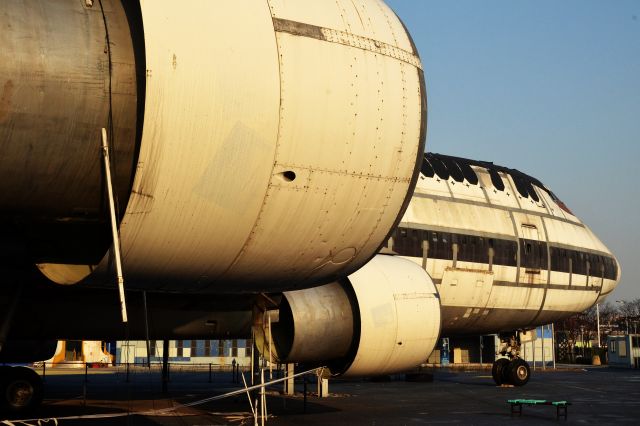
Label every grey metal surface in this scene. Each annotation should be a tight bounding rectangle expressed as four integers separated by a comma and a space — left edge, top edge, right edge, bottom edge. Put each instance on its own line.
0, 0, 139, 264
279, 282, 354, 362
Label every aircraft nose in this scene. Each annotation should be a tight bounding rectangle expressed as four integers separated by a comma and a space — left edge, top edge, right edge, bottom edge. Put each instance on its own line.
597, 254, 621, 303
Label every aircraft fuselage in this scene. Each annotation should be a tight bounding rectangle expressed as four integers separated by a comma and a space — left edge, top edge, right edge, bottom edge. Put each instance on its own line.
382, 153, 620, 335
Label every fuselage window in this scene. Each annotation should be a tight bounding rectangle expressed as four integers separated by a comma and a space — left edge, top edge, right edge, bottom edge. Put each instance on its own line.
520, 239, 547, 270
389, 227, 612, 279
571, 251, 587, 275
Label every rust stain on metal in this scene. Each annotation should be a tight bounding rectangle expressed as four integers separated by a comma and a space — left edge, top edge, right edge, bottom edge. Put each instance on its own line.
131, 189, 154, 200
0, 80, 14, 123
272, 17, 326, 41
172, 54, 177, 70
272, 17, 422, 69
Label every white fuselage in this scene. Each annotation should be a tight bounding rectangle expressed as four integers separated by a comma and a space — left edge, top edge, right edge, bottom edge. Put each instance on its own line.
382, 155, 620, 335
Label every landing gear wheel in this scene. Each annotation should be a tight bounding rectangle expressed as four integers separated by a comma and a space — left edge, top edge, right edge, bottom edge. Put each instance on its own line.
1, 367, 44, 414
491, 358, 510, 385
509, 358, 530, 387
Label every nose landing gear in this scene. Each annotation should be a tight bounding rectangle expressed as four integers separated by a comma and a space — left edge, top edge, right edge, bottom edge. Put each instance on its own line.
491, 332, 531, 386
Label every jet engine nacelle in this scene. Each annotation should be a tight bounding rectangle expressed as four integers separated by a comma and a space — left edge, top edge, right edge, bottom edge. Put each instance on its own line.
1, 0, 426, 295
255, 255, 441, 377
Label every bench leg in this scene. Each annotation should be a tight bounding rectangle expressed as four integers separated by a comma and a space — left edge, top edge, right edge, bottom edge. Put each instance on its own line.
557, 405, 568, 420
511, 403, 522, 417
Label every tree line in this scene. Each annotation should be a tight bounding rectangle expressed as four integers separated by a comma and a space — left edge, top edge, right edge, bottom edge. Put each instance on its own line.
553, 298, 639, 362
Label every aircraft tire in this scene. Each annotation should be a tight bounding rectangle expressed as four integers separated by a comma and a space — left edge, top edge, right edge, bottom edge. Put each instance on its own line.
508, 358, 531, 387
491, 358, 511, 385
0, 366, 43, 414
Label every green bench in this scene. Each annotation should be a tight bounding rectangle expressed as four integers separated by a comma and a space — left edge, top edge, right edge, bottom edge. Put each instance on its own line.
508, 399, 571, 420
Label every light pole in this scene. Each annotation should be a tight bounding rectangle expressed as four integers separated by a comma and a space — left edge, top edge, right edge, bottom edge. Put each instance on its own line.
596, 303, 601, 347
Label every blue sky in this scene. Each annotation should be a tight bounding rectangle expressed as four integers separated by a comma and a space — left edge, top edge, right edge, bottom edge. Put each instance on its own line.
386, 0, 640, 301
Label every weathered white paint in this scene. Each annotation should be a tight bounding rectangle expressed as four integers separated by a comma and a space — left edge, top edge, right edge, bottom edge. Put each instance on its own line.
396, 162, 620, 333
343, 255, 441, 376
40, 0, 424, 293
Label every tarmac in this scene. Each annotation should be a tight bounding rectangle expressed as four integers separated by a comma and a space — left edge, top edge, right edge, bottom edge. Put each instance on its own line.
2, 364, 640, 425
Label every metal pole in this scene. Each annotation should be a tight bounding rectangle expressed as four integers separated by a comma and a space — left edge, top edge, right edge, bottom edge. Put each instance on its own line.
268, 314, 273, 380
596, 303, 601, 348
541, 325, 546, 370
143, 291, 151, 368
532, 336, 536, 371
303, 375, 308, 413
250, 332, 255, 386
101, 128, 128, 323
479, 335, 483, 367
552, 323, 556, 369
83, 362, 88, 406
162, 340, 169, 393
260, 368, 266, 426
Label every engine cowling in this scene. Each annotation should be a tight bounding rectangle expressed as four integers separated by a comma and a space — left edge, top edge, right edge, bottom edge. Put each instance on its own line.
2, 1, 426, 294
255, 255, 441, 376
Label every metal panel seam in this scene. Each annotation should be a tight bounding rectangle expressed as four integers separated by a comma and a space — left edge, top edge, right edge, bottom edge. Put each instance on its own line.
272, 18, 422, 69
216, 0, 285, 278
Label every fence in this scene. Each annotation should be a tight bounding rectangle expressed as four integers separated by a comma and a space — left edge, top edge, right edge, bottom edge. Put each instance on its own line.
34, 361, 256, 385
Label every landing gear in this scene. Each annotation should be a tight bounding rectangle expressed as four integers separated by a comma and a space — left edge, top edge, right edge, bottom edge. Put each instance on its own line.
491, 332, 531, 387
491, 358, 510, 385
508, 358, 531, 386
0, 366, 44, 414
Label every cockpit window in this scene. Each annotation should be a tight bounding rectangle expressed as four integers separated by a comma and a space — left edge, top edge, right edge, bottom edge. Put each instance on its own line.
441, 157, 464, 182
513, 175, 529, 198
420, 156, 435, 177
458, 161, 479, 185
426, 153, 560, 205
429, 156, 450, 180
488, 168, 505, 191
527, 183, 540, 202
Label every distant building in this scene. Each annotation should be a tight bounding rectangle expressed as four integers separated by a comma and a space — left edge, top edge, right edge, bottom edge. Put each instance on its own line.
520, 327, 555, 367
45, 341, 114, 367
425, 328, 555, 366
426, 335, 499, 365
607, 335, 640, 368
115, 339, 251, 366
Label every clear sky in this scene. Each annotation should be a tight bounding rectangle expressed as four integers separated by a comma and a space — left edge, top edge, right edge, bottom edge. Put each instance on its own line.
386, 0, 640, 301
